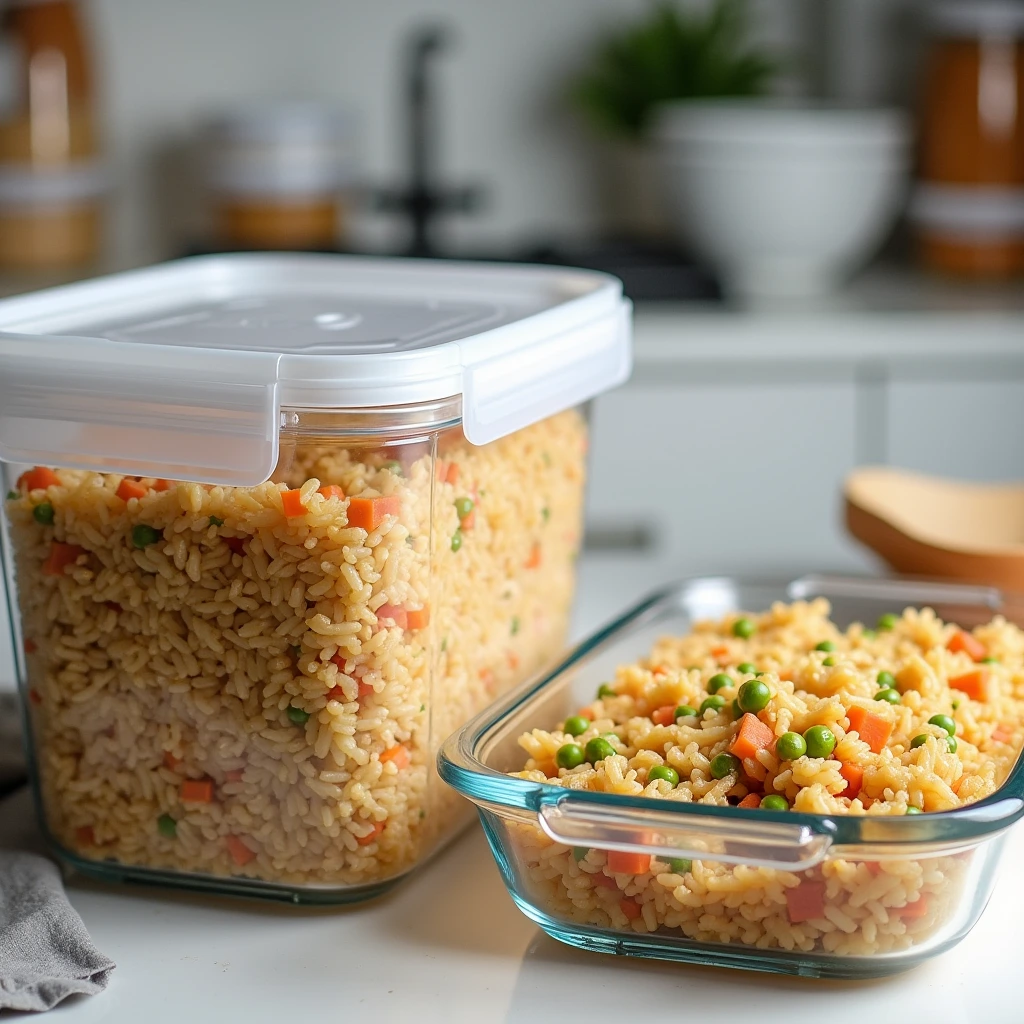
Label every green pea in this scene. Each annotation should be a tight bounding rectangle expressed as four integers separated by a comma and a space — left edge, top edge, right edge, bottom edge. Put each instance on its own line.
710, 752, 741, 779
951, 699, 960, 710
382, 459, 403, 475
585, 737, 616, 763
674, 705, 698, 720
6, 490, 17, 500
454, 496, 474, 519
737, 662, 757, 674
573, 847, 589, 862
875, 688, 901, 705
822, 656, 835, 667
668, 858, 691, 874
598, 684, 616, 699
803, 725, 836, 759
556, 743, 585, 769
910, 734, 928, 749
877, 613, 899, 631
699, 695, 726, 716
287, 705, 310, 725
732, 618, 756, 639
815, 641, 836, 652
510, 616, 520, 636
647, 765, 679, 786
450, 529, 463, 552
947, 735, 958, 753
708, 673, 732, 694
906, 805, 923, 814
32, 502, 55, 525
737, 679, 771, 713
760, 794, 789, 811
131, 524, 162, 548
862, 628, 877, 639
775, 732, 807, 760
541, 506, 550, 522
982, 656, 1000, 665
157, 813, 177, 838
928, 714, 956, 737
732, 698, 742, 720
563, 715, 590, 737
877, 670, 897, 688
209, 515, 225, 527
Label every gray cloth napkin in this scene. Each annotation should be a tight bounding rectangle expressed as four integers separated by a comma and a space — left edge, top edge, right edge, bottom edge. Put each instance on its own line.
0, 850, 114, 1012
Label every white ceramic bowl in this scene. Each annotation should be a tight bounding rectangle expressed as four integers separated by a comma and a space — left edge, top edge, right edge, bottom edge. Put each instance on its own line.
653, 102, 912, 299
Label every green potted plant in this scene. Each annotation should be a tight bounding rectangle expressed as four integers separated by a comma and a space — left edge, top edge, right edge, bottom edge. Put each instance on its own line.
572, 0, 778, 239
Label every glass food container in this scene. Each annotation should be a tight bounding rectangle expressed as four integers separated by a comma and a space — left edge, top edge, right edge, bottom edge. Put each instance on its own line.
0, 253, 632, 902
439, 576, 1024, 977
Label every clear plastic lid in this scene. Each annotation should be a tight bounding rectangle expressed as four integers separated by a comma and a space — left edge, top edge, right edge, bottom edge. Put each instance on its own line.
0, 253, 632, 485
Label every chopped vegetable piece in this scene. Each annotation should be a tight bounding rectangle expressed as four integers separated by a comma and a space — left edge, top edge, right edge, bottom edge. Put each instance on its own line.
668, 858, 692, 874
946, 630, 987, 662
707, 673, 732, 694
42, 541, 85, 575
224, 536, 246, 554
775, 731, 807, 760
347, 494, 401, 531
28, 688, 42, 706
380, 744, 411, 770
647, 765, 679, 786
157, 814, 177, 838
208, 515, 225, 527
949, 669, 990, 701
450, 529, 463, 552
376, 604, 409, 630
607, 850, 651, 874
730, 713, 774, 760
32, 502, 55, 525
356, 820, 386, 846
224, 769, 245, 782
445, 462, 459, 485
402, 605, 430, 631
585, 737, 616, 763
597, 684, 616, 699
822, 656, 835, 667
619, 898, 642, 921
846, 706, 893, 754
130, 524, 161, 548
737, 679, 771, 713
454, 496, 474, 519
736, 662, 757, 674
674, 704, 698, 720
731, 698, 742, 720
710, 752, 741, 779
510, 616, 520, 636
786, 881, 826, 923
573, 847, 589, 862
154, 478, 174, 491
564, 715, 590, 736
905, 805, 923, 814
23, 638, 36, 654
928, 714, 957, 737
116, 478, 149, 502
982, 656, 1000, 665
381, 459, 403, 475
19, 466, 60, 491
318, 484, 345, 500
732, 617, 756, 639
162, 751, 181, 770
287, 705, 310, 725
877, 613, 899, 631
281, 488, 307, 517
760, 794, 789, 811
6, 490, 17, 500
525, 542, 542, 568
993, 725, 1014, 744
839, 762, 864, 799
650, 705, 676, 726
699, 695, 726, 716
815, 640, 836, 652
877, 670, 897, 688
226, 835, 256, 866
899, 896, 929, 919
710, 645, 729, 659
875, 688, 901, 705
180, 779, 213, 803
738, 793, 762, 809
75, 826, 95, 846
803, 724, 837, 759
541, 506, 550, 522
556, 743, 585, 769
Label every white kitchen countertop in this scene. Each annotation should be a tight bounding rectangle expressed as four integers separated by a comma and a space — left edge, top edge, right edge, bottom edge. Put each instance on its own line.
2, 557, 1022, 1023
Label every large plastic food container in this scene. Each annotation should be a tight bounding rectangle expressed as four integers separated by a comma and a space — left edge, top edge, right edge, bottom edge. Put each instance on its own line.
439, 576, 1024, 977
0, 253, 632, 902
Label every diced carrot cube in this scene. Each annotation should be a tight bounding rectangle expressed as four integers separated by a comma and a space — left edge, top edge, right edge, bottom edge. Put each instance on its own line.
593, 870, 620, 888
946, 631, 987, 662
619, 898, 642, 921
380, 744, 411, 770
28, 688, 42, 706
356, 820, 386, 846
406, 605, 430, 630
730, 713, 775, 761
446, 463, 459, 485
281, 488, 307, 518
358, 681, 375, 698
507, 651, 520, 671
75, 825, 95, 846
846, 705, 894, 754
318, 484, 345, 500
163, 751, 182, 770
839, 762, 864, 799
226, 835, 256, 866
460, 508, 476, 530
950, 669, 990, 701
42, 542, 85, 576
18, 466, 60, 491
786, 880, 826, 923
23, 638, 36, 654
710, 645, 729, 660
651, 705, 676, 726
154, 478, 174, 492
347, 494, 401, 531
606, 850, 651, 874
738, 793, 762, 808
376, 604, 408, 630
864, 861, 883, 876
116, 478, 149, 501
992, 725, 1013, 744
180, 779, 214, 803
899, 895, 929, 919
525, 542, 542, 569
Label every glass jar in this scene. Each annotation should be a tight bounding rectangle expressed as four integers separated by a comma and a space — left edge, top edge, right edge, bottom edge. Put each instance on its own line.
0, 253, 632, 901
911, 1, 1024, 277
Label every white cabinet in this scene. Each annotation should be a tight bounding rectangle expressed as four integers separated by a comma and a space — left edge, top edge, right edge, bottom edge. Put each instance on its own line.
886, 378, 1024, 482
586, 382, 870, 575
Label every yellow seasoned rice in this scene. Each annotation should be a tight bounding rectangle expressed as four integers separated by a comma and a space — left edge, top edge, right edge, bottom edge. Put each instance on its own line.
7, 409, 586, 890
507, 599, 1024, 955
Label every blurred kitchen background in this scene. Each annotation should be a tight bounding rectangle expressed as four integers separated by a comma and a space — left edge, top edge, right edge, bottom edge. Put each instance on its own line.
1, 0, 1024, 704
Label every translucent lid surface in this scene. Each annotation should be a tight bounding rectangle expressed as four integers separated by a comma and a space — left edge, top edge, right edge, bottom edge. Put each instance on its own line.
0, 254, 632, 485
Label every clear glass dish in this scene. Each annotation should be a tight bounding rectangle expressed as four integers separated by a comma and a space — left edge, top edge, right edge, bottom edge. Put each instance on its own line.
438, 575, 1024, 977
